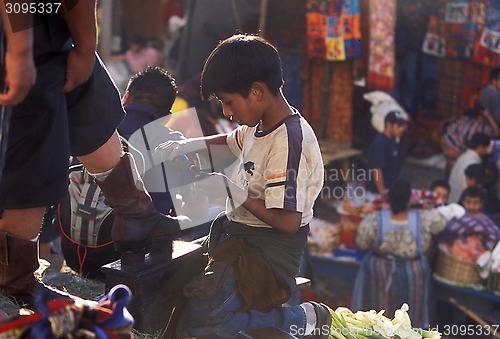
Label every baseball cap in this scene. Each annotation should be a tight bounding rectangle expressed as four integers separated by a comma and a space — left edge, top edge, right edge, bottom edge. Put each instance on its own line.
384, 110, 408, 125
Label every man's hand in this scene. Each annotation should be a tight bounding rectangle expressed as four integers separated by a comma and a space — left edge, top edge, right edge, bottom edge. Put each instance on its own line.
0, 49, 36, 105
60, 0, 97, 92
62, 48, 94, 92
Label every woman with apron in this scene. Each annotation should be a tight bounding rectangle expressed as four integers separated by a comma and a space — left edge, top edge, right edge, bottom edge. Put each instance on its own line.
352, 180, 446, 328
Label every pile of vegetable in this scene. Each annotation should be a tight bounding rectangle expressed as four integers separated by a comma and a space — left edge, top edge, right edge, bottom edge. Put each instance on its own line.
325, 303, 441, 339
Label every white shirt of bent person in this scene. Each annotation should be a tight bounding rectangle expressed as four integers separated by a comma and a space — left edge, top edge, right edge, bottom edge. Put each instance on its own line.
226, 112, 324, 228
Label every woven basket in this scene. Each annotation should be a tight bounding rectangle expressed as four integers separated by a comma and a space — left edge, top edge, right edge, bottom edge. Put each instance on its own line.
487, 273, 500, 292
435, 250, 483, 286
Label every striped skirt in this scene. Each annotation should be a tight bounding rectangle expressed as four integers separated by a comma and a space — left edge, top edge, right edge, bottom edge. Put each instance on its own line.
351, 252, 430, 328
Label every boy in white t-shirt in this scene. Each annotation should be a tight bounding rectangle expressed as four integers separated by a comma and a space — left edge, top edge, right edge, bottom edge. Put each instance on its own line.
157, 34, 333, 338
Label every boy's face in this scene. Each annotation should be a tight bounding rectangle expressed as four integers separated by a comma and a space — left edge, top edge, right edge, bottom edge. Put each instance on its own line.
217, 91, 262, 127
462, 196, 483, 214
386, 122, 407, 139
433, 186, 449, 203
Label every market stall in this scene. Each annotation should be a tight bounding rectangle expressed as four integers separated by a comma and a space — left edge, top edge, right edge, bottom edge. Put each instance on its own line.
306, 187, 500, 328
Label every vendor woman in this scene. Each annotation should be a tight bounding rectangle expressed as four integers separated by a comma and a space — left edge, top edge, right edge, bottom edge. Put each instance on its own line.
351, 180, 446, 327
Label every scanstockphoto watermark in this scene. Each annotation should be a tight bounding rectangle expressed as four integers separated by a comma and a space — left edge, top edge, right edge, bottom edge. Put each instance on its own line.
289, 324, 382, 337
321, 166, 377, 200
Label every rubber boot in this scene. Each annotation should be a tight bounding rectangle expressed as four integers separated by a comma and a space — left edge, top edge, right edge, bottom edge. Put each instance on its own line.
95, 153, 181, 253
0, 231, 69, 308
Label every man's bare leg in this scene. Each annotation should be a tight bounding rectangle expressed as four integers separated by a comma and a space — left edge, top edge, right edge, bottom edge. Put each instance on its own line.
77, 131, 123, 173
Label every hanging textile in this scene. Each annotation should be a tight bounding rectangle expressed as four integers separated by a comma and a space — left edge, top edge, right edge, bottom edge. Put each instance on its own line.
394, 1, 440, 115
367, 0, 396, 91
421, 0, 489, 60
437, 59, 466, 118
306, 0, 362, 61
327, 61, 353, 142
464, 0, 487, 58
422, 0, 471, 58
445, 0, 470, 57
460, 61, 491, 108
472, 0, 500, 67
422, 15, 447, 57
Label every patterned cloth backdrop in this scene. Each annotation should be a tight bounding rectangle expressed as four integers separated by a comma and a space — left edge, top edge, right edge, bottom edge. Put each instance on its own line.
472, 0, 500, 67
461, 61, 490, 108
445, 0, 470, 57
306, 0, 362, 61
422, 0, 473, 58
367, 0, 396, 91
422, 1, 493, 112
465, 0, 487, 58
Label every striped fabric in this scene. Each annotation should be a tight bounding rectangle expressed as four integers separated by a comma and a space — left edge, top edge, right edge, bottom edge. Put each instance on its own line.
351, 254, 430, 328
441, 116, 494, 161
352, 210, 430, 328
440, 214, 500, 250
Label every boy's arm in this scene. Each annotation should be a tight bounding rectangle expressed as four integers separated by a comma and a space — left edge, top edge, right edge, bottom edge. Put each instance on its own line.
61, 0, 96, 92
227, 179, 302, 234
0, 3, 35, 105
156, 133, 236, 167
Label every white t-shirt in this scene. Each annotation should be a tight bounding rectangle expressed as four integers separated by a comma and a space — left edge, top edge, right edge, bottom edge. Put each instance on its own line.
226, 112, 324, 228
448, 149, 481, 203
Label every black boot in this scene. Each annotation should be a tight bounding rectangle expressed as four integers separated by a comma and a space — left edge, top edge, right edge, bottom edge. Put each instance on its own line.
95, 153, 181, 253
0, 231, 70, 308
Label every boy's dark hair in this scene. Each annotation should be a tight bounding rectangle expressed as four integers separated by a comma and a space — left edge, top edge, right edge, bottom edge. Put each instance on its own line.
201, 34, 284, 100
388, 180, 411, 214
464, 163, 485, 183
459, 186, 484, 203
430, 179, 450, 192
126, 66, 177, 117
489, 68, 500, 82
466, 132, 491, 149
384, 110, 408, 126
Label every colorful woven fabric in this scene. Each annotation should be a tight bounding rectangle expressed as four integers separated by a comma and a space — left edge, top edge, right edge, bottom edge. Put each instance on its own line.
440, 214, 500, 250
327, 61, 353, 142
422, 0, 488, 59
472, 0, 500, 67
460, 61, 490, 109
352, 253, 430, 328
437, 58, 466, 118
465, 0, 487, 58
0, 285, 134, 339
441, 115, 495, 161
422, 15, 447, 57
306, 0, 362, 61
445, 0, 470, 57
367, 0, 396, 91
